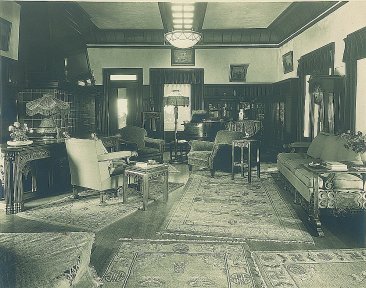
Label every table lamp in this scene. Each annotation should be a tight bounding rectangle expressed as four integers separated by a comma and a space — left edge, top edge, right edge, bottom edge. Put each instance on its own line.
26, 93, 70, 139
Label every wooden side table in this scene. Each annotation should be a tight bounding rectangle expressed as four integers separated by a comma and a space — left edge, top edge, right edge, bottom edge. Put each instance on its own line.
123, 163, 169, 210
231, 139, 260, 183
169, 140, 189, 163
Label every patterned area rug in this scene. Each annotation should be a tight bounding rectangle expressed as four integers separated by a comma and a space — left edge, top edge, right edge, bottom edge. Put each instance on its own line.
252, 248, 366, 288
17, 182, 184, 232
0, 232, 100, 287
161, 172, 313, 243
102, 239, 264, 287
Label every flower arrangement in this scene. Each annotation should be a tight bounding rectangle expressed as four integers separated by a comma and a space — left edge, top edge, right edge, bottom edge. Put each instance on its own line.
341, 130, 366, 154
8, 122, 32, 142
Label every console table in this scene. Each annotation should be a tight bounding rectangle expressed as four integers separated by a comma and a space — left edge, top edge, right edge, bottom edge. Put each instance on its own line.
0, 140, 67, 214
0, 136, 126, 214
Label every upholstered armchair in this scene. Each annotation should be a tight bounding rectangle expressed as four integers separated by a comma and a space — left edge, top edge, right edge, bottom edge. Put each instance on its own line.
188, 130, 246, 176
118, 126, 164, 163
65, 138, 136, 204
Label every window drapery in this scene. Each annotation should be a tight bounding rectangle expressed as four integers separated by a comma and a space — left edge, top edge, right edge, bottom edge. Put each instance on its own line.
343, 26, 366, 132
297, 43, 335, 140
150, 68, 204, 112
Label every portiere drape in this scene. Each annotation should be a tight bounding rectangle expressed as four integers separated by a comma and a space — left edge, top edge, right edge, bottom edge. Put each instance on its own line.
297, 43, 335, 140
150, 68, 204, 112
343, 26, 366, 131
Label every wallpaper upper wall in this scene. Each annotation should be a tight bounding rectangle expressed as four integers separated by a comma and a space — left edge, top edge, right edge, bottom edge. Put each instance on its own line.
278, 1, 366, 80
87, 47, 278, 85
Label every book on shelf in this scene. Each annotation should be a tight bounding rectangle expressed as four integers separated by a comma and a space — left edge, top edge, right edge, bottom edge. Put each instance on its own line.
324, 161, 348, 170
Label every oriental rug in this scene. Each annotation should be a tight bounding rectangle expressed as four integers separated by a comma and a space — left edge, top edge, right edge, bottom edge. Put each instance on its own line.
161, 173, 313, 243
102, 238, 264, 288
17, 182, 183, 232
252, 248, 366, 288
0, 232, 101, 288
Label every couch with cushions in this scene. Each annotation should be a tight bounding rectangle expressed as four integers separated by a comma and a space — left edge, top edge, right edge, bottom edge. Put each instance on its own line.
277, 132, 366, 236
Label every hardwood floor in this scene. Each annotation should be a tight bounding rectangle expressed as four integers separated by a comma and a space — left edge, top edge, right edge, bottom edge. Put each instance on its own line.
1, 160, 365, 278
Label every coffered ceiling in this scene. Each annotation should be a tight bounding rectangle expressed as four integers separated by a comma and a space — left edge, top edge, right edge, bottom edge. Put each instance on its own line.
78, 1, 346, 48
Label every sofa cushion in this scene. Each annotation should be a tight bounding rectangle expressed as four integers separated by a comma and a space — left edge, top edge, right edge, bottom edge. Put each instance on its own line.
307, 132, 329, 158
294, 167, 323, 188
319, 135, 362, 162
319, 134, 340, 161
277, 153, 311, 173
294, 168, 363, 190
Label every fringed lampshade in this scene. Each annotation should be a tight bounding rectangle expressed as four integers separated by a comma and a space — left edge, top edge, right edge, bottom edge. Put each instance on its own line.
26, 93, 70, 138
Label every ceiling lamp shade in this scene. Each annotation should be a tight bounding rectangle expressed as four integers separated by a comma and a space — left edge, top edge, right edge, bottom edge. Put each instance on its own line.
165, 30, 202, 49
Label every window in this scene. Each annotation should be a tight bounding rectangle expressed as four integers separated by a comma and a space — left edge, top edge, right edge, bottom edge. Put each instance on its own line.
117, 88, 128, 129
163, 84, 191, 131
110, 75, 137, 81
356, 58, 366, 133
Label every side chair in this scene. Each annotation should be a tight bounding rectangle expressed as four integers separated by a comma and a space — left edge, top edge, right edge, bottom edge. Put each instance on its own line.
187, 130, 246, 177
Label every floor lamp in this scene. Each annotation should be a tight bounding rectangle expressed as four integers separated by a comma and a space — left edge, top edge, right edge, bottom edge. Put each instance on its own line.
163, 90, 190, 163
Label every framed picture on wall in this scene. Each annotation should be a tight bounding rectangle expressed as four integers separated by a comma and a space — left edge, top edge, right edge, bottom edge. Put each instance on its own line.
0, 17, 12, 51
171, 48, 195, 66
282, 51, 294, 74
229, 64, 249, 82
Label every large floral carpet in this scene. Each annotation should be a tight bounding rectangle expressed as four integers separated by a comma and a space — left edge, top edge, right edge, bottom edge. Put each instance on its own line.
0, 232, 101, 287
17, 182, 183, 232
252, 248, 366, 287
161, 172, 313, 243
102, 239, 264, 287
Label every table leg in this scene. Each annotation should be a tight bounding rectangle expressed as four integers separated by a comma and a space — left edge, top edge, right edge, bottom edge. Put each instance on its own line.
257, 145, 260, 178
169, 143, 173, 161
123, 173, 128, 203
231, 144, 235, 180
164, 170, 169, 202
248, 143, 252, 183
142, 175, 148, 211
311, 173, 324, 237
241, 146, 244, 177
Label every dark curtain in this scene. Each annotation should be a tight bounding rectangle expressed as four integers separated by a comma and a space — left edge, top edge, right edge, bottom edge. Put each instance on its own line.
98, 72, 110, 135
149, 68, 204, 139
342, 27, 366, 131
296, 43, 335, 140
150, 68, 204, 111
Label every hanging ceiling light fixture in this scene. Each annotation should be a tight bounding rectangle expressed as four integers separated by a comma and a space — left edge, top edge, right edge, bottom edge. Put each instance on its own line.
165, 3, 202, 49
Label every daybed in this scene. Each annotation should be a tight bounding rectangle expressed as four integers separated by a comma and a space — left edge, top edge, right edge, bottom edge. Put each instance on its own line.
277, 132, 366, 236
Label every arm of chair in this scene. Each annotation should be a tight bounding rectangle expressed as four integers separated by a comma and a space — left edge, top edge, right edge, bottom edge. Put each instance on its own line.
145, 137, 165, 152
208, 143, 228, 169
189, 140, 215, 151
284, 142, 311, 153
97, 150, 137, 162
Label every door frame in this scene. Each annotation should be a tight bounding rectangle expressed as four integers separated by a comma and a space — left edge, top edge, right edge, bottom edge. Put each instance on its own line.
103, 68, 143, 135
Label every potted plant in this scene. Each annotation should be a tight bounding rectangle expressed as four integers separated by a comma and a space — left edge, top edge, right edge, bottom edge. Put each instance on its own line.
341, 130, 366, 164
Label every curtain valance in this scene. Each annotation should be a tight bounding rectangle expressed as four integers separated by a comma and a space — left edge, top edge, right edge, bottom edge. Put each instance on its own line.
343, 26, 366, 62
297, 42, 335, 76
150, 68, 204, 85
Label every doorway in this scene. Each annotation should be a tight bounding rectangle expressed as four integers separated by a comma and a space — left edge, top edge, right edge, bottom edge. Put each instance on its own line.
103, 68, 143, 135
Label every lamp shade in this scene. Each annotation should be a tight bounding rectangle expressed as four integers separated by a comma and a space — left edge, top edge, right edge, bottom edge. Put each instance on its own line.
164, 95, 189, 107
26, 94, 70, 116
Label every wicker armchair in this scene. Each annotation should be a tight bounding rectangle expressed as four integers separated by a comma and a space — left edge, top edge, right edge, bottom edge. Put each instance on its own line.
187, 130, 246, 176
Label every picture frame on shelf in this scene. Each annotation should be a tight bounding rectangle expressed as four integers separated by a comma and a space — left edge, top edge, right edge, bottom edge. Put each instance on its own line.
171, 48, 195, 66
282, 51, 294, 74
229, 64, 249, 82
